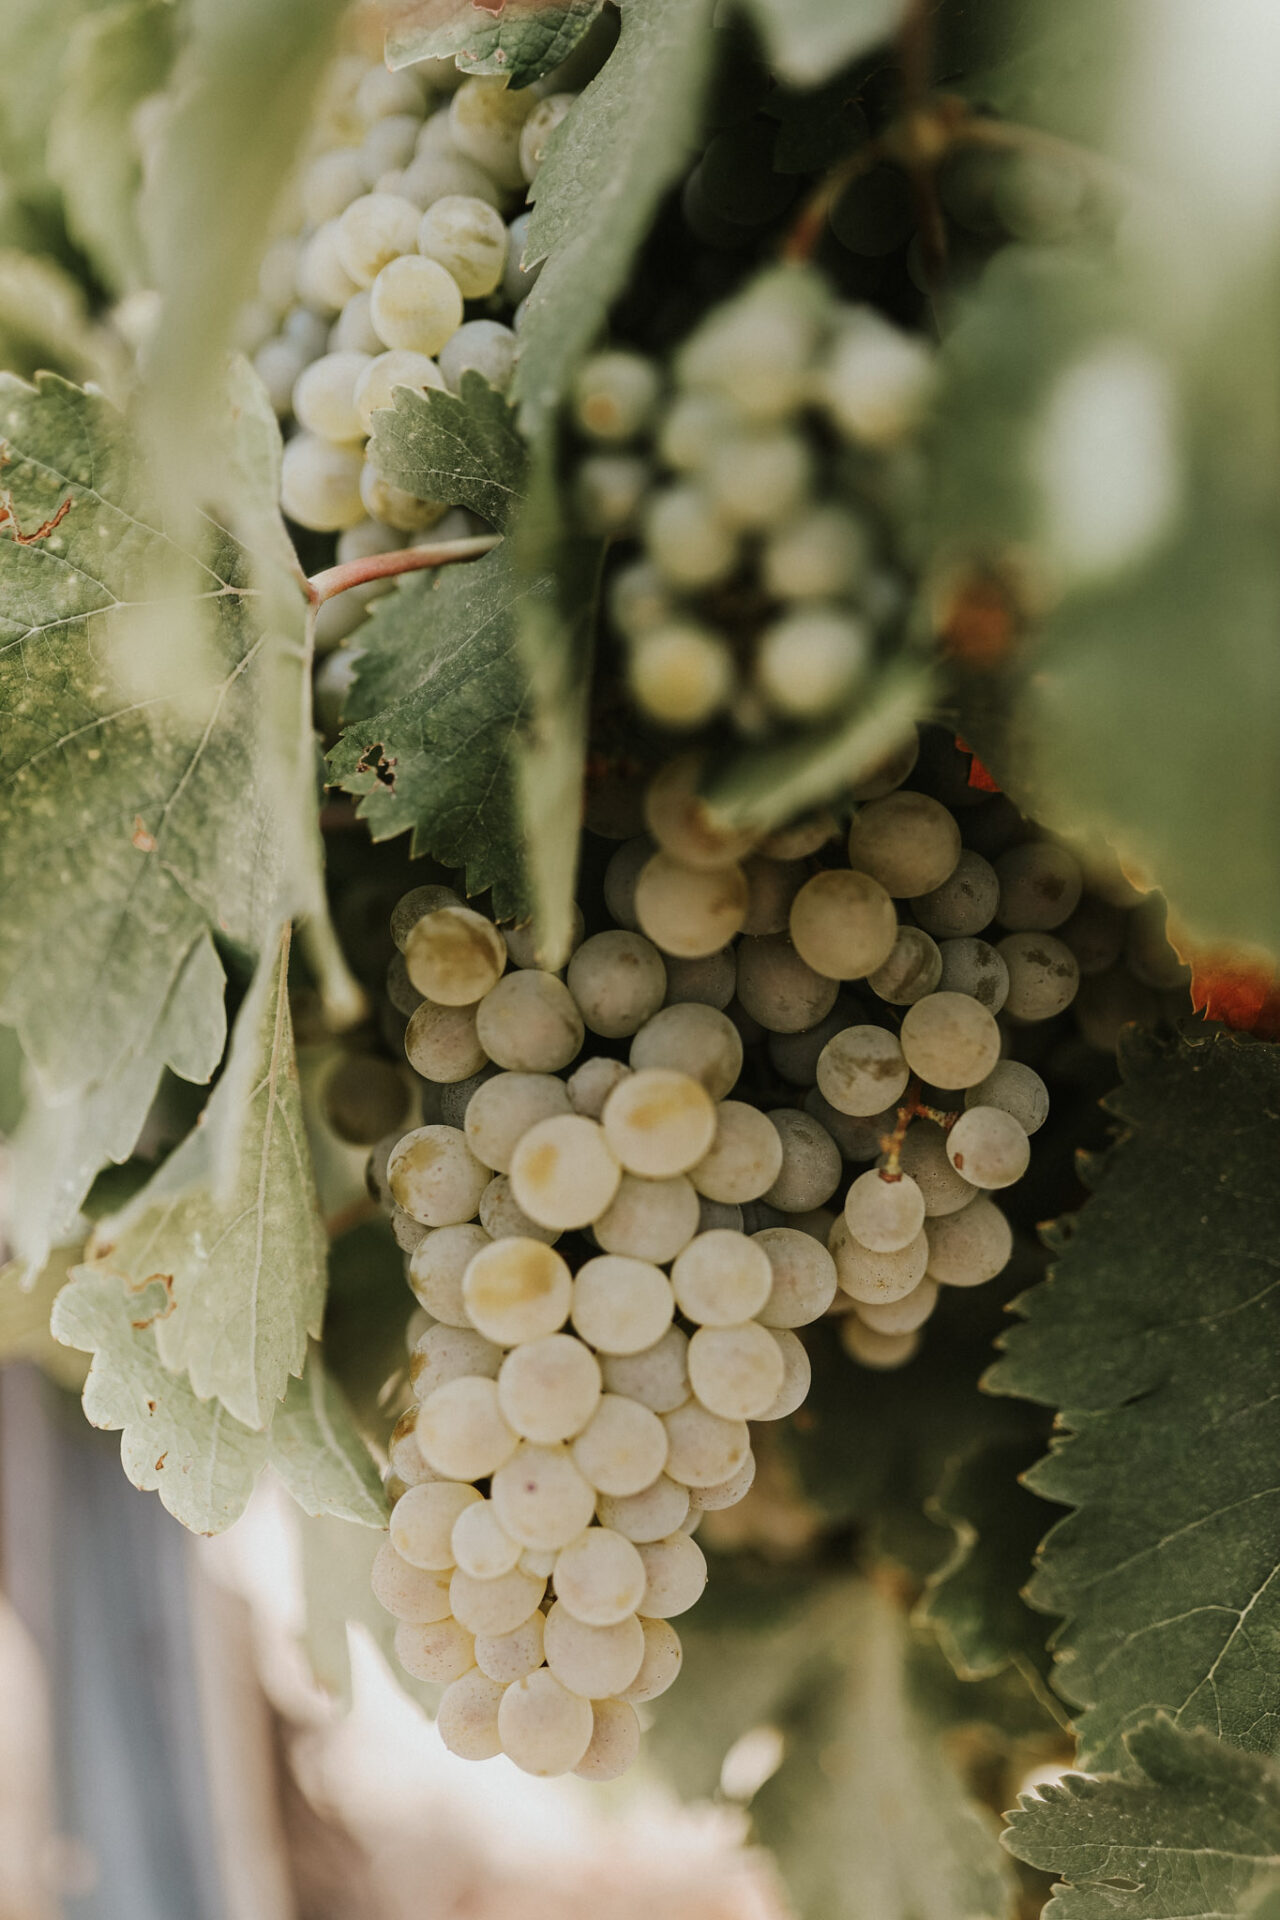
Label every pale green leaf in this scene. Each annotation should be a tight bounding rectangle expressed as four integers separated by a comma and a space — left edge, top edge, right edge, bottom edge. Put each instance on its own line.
0, 1249, 90, 1393
47, 0, 177, 294
988, 1025, 1280, 1772
742, 0, 905, 86
269, 1348, 388, 1528
52, 1266, 268, 1533
386, 0, 605, 89
0, 0, 116, 198
514, 0, 716, 434
0, 249, 128, 390
297, 1511, 439, 1714
326, 547, 536, 919
367, 373, 527, 531
1004, 1717, 1280, 1920
95, 928, 327, 1431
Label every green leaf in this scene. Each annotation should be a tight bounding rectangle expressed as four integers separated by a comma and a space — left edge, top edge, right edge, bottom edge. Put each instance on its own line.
326, 547, 536, 919
0, 373, 319, 1204
1004, 1717, 1280, 1920
92, 928, 327, 1431
514, 0, 716, 434
47, 0, 177, 294
367, 374, 527, 532
0, 0, 115, 198
918, 1439, 1058, 1693
988, 1025, 1280, 1772
269, 1348, 388, 1528
741, 0, 905, 87
52, 1266, 269, 1533
652, 1574, 1016, 1920
386, 0, 606, 89
137, 0, 347, 495
703, 662, 932, 832
0, 249, 127, 389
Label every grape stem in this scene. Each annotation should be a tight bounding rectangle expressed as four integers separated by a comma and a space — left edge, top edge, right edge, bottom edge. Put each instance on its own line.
307, 532, 501, 606
880, 1080, 960, 1174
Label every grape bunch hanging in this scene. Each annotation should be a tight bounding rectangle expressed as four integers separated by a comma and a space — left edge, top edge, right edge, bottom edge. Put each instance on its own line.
355, 723, 1184, 1781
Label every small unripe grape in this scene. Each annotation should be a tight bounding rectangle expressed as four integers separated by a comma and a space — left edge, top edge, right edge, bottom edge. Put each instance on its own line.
573, 349, 661, 443
839, 1317, 920, 1369
735, 934, 840, 1034
498, 1669, 594, 1777
409, 1221, 491, 1324
388, 1124, 490, 1225
296, 220, 360, 315
594, 1172, 700, 1263
567, 1056, 632, 1121
789, 870, 898, 981
436, 1669, 505, 1762
899, 991, 1002, 1088
658, 389, 737, 469
844, 1169, 926, 1252
572, 1394, 669, 1496
663, 948, 737, 1010
829, 1213, 928, 1302
449, 76, 536, 191
856, 1278, 938, 1335
450, 1561, 545, 1638
519, 90, 575, 181
510, 1113, 622, 1230
371, 1541, 454, 1622
394, 1616, 476, 1684
567, 931, 667, 1038
302, 149, 368, 227
544, 1601, 645, 1699
763, 1107, 842, 1211
754, 1226, 837, 1326
629, 623, 735, 729
620, 1617, 684, 1701
410, 1323, 502, 1399
478, 1174, 560, 1244
464, 1071, 573, 1172
945, 1106, 1030, 1190
405, 905, 506, 1005
925, 1196, 1013, 1286
474, 1610, 545, 1683
965, 1060, 1050, 1134
554, 1527, 647, 1627
762, 504, 871, 600
370, 253, 464, 355
462, 1236, 573, 1344
597, 1475, 691, 1543
438, 317, 518, 393
392, 884, 461, 950
292, 350, 371, 443
390, 1479, 482, 1570
635, 1532, 708, 1617
644, 483, 737, 589
491, 1444, 597, 1550
662, 1401, 751, 1489
758, 1326, 811, 1419
416, 1376, 518, 1480
571, 1254, 675, 1355
400, 146, 504, 211
360, 459, 449, 532
898, 1121, 975, 1216
690, 1101, 784, 1204
821, 310, 934, 446
332, 288, 384, 354
497, 1333, 602, 1444
475, 970, 584, 1072
867, 925, 943, 1005
671, 1229, 772, 1326
756, 607, 870, 719
403, 999, 489, 1083
354, 348, 446, 432
994, 842, 1084, 931
911, 849, 1000, 938
451, 1498, 522, 1580
600, 1325, 690, 1413
280, 434, 365, 530
602, 1067, 718, 1178
704, 425, 812, 532
816, 1024, 908, 1117
417, 193, 508, 296
643, 756, 759, 872
337, 192, 422, 286
847, 793, 961, 898
997, 933, 1080, 1021
688, 1321, 785, 1420
936, 937, 1010, 1013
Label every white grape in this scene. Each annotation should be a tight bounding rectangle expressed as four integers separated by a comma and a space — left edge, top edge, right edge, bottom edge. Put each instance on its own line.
359, 459, 448, 533
689, 1101, 784, 1204
292, 350, 371, 443
490, 1444, 597, 1550
816, 1024, 910, 1116
567, 1055, 632, 1121
846, 793, 961, 897
635, 1533, 708, 1618
601, 1067, 718, 1178
677, 281, 820, 421
253, 337, 307, 415
1060, 896, 1125, 976
964, 1060, 1050, 1134
855, 1278, 938, 1335
572, 1394, 669, 1497
821, 310, 934, 445
602, 836, 655, 931
337, 192, 422, 287
519, 91, 575, 182
997, 933, 1080, 1021
387, 1408, 434, 1486
620, 1618, 683, 1702
687, 1322, 784, 1420
762, 1108, 842, 1212
629, 622, 735, 729
741, 857, 807, 938
354, 348, 446, 432
759, 812, 839, 861
574, 1700, 642, 1782
867, 925, 943, 1005
756, 607, 869, 719
571, 1255, 675, 1355
994, 842, 1084, 931
662, 1401, 751, 1488
392, 884, 461, 950
629, 1002, 743, 1100
596, 1474, 691, 1543
671, 1229, 772, 1326
509, 1114, 622, 1230
282, 302, 330, 358
643, 756, 759, 872
758, 1327, 811, 1420
359, 114, 422, 185
573, 349, 661, 443
924, 1196, 1013, 1286
600, 1325, 690, 1413
448, 76, 535, 190
302, 148, 369, 226
405, 905, 506, 1005
543, 1602, 645, 1698
462, 1237, 573, 1344
658, 388, 737, 469
463, 1071, 573, 1173
400, 147, 504, 210
498, 1669, 595, 1777
280, 433, 365, 530
416, 1376, 518, 1480
577, 454, 651, 536
762, 504, 870, 600
704, 425, 812, 533
475, 971, 585, 1072
388, 1125, 490, 1226
687, 1451, 757, 1513
840, 1318, 920, 1370
945, 1106, 1030, 1190
644, 483, 737, 589
844, 1169, 926, 1252
478, 1174, 560, 1245
371, 1541, 453, 1622
296, 219, 360, 314
410, 1323, 502, 1400
766, 1001, 855, 1087
593, 1172, 700, 1263
553, 1527, 647, 1627
417, 193, 508, 297
898, 1121, 975, 1216
911, 850, 1000, 938
370, 253, 464, 354
503, 209, 542, 303
899, 991, 1002, 1088
394, 1615, 476, 1684
753, 1226, 838, 1326
436, 1668, 505, 1762
936, 937, 1010, 1013
438, 318, 518, 394
355, 64, 425, 125
474, 1610, 545, 1683
567, 930, 667, 1038
403, 1000, 489, 1083
450, 1562, 545, 1637
789, 870, 899, 981
734, 934, 840, 1034
829, 1213, 928, 1302
500, 903, 585, 969
662, 948, 737, 1010
451, 1498, 522, 1580
497, 1334, 602, 1444
408, 1221, 491, 1325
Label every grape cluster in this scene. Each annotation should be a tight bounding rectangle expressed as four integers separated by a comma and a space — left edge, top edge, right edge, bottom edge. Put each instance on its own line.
235, 49, 573, 648
569, 267, 935, 734
360, 726, 1187, 1775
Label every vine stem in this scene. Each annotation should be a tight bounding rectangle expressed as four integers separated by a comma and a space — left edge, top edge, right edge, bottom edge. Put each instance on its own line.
307, 532, 501, 606
879, 1079, 960, 1175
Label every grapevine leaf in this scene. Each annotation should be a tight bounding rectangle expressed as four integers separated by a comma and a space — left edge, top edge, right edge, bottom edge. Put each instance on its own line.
7, 933, 224, 1281
326, 547, 538, 919
741, 0, 905, 87
0, 374, 319, 1222
703, 662, 931, 832
0, 0, 115, 199
918, 1438, 1058, 1692
987, 1024, 1280, 1771
0, 1249, 90, 1394
268, 1348, 388, 1528
514, 0, 716, 434
1004, 1717, 1280, 1920
296, 1512, 439, 1714
137, 0, 347, 496
93, 928, 327, 1431
0, 249, 127, 389
51, 1266, 269, 1533
367, 373, 527, 532
47, 0, 177, 294
385, 0, 605, 89
652, 1574, 1017, 1920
